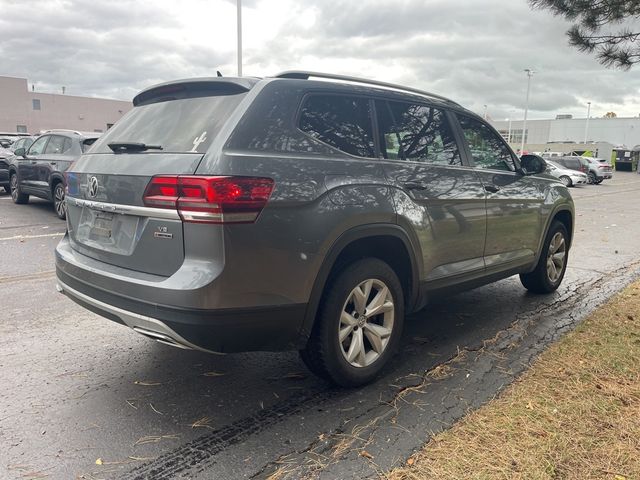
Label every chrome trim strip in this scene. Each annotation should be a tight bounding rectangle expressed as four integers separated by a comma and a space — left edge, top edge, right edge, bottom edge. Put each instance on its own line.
56, 279, 223, 354
66, 197, 180, 220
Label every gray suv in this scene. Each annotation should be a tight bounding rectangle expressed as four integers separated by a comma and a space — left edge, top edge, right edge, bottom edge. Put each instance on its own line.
55, 72, 574, 386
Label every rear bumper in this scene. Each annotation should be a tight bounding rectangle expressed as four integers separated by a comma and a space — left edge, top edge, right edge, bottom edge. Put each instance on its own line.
57, 271, 307, 353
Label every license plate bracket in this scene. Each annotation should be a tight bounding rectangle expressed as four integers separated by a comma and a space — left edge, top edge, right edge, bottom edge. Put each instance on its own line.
90, 211, 114, 239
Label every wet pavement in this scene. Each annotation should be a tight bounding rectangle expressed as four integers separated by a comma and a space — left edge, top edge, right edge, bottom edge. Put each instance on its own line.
1, 173, 640, 480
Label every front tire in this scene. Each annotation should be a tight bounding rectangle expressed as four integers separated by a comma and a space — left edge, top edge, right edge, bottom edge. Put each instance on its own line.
53, 182, 66, 220
300, 258, 404, 387
10, 173, 29, 204
559, 175, 572, 187
588, 172, 596, 184
520, 221, 569, 294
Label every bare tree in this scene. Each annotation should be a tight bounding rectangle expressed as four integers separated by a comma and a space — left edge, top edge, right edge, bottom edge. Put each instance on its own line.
529, 0, 640, 69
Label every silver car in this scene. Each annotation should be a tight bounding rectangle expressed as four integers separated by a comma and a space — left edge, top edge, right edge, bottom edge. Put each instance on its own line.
545, 160, 588, 187
55, 71, 575, 386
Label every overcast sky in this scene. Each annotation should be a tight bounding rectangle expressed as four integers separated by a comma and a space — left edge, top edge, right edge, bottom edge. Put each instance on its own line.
1, 0, 639, 121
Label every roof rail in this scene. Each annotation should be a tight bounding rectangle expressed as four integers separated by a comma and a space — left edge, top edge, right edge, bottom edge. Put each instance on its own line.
274, 70, 460, 106
41, 129, 83, 135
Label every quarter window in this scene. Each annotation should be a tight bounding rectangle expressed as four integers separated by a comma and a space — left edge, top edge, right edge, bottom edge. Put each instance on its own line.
299, 94, 376, 158
377, 100, 460, 165
28, 136, 49, 155
457, 115, 515, 171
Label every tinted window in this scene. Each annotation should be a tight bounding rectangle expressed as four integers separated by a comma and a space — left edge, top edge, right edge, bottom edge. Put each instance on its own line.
457, 115, 514, 171
377, 100, 460, 165
299, 94, 375, 158
91, 94, 246, 154
28, 136, 48, 155
45, 135, 71, 154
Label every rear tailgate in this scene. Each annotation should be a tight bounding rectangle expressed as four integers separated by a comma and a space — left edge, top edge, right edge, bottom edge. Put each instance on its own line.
63, 78, 253, 277
65, 153, 202, 277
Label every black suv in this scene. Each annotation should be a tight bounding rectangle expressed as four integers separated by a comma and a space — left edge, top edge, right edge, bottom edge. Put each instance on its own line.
11, 130, 99, 219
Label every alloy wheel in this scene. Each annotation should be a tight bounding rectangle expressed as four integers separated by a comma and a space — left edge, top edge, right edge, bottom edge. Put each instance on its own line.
546, 232, 566, 283
54, 184, 65, 218
10, 175, 18, 202
338, 278, 394, 368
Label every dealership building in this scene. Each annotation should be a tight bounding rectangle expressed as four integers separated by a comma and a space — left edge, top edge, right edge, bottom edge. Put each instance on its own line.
0, 76, 132, 134
490, 115, 640, 157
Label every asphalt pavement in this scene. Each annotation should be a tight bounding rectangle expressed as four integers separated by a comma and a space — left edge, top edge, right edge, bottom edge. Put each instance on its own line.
2, 173, 640, 480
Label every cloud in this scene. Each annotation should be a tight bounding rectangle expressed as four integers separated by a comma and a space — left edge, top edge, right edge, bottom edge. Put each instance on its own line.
0, 0, 639, 119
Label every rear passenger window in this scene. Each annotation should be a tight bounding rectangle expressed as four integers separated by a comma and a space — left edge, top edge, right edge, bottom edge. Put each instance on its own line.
376, 100, 460, 165
299, 94, 376, 158
44, 135, 70, 154
457, 115, 515, 171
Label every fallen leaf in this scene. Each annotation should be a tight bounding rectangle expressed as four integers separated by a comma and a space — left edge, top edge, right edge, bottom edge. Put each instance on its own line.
95, 458, 103, 465
406, 457, 415, 466
360, 450, 374, 459
526, 401, 534, 410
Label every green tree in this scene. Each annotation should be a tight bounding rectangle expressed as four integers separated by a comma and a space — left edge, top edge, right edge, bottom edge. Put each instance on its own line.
529, 0, 640, 69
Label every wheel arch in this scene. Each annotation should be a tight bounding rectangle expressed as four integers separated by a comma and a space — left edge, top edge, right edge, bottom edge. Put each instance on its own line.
298, 224, 420, 347
50, 173, 65, 196
528, 206, 574, 272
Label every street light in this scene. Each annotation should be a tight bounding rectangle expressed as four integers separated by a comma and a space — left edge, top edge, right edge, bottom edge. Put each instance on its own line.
237, 0, 242, 77
483, 104, 488, 120
507, 117, 513, 144
521, 69, 535, 154
583, 101, 591, 145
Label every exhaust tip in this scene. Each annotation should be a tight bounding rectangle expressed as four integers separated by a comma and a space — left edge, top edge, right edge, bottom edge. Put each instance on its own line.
55, 283, 64, 293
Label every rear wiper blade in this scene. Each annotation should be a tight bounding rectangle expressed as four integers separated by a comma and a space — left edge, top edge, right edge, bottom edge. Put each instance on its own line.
108, 142, 163, 153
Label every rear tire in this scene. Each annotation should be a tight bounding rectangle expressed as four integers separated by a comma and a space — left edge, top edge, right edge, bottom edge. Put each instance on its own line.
10, 173, 28, 204
588, 172, 596, 184
520, 221, 569, 294
3, 186, 10, 194
300, 258, 404, 387
53, 182, 66, 220
559, 175, 571, 187
595, 178, 603, 184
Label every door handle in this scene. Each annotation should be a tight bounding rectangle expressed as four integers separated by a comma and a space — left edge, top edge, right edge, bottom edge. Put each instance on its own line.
50, 162, 56, 165
403, 182, 427, 191
31, 161, 37, 165
484, 185, 500, 193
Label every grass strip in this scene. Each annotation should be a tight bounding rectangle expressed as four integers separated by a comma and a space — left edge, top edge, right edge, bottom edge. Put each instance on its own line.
389, 280, 640, 480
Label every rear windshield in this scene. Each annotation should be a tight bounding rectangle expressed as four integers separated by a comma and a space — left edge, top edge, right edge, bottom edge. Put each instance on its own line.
90, 94, 246, 154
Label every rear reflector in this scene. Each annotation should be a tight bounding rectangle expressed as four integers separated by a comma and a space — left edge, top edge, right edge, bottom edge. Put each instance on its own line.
143, 176, 274, 224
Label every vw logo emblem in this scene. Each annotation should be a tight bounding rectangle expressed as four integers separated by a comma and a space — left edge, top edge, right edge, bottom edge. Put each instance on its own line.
88, 176, 99, 198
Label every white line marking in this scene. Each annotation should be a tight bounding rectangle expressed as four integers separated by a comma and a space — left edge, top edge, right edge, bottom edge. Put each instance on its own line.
0, 232, 65, 241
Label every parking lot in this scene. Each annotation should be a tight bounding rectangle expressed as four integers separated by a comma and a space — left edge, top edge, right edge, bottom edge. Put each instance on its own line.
2, 173, 640, 480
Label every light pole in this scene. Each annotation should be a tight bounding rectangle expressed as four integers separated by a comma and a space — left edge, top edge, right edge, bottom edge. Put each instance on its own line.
483, 104, 488, 120
507, 117, 513, 144
583, 101, 591, 145
237, 0, 242, 77
521, 69, 535, 154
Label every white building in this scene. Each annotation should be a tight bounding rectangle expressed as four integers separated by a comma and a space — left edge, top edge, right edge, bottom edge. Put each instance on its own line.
490, 116, 640, 151
0, 76, 132, 134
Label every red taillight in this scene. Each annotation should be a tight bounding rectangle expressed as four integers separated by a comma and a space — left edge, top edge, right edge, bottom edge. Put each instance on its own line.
143, 176, 274, 224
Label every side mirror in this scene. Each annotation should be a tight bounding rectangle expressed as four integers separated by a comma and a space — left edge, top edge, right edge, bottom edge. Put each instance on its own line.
14, 147, 26, 157
520, 154, 546, 175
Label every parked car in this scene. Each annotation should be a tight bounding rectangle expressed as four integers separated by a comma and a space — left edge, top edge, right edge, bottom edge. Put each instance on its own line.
10, 135, 35, 152
580, 156, 613, 184
544, 159, 588, 187
55, 72, 575, 386
0, 147, 13, 193
10, 130, 99, 219
553, 156, 591, 180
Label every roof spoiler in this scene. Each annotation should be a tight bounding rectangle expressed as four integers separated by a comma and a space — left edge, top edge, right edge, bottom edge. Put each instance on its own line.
133, 78, 257, 107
